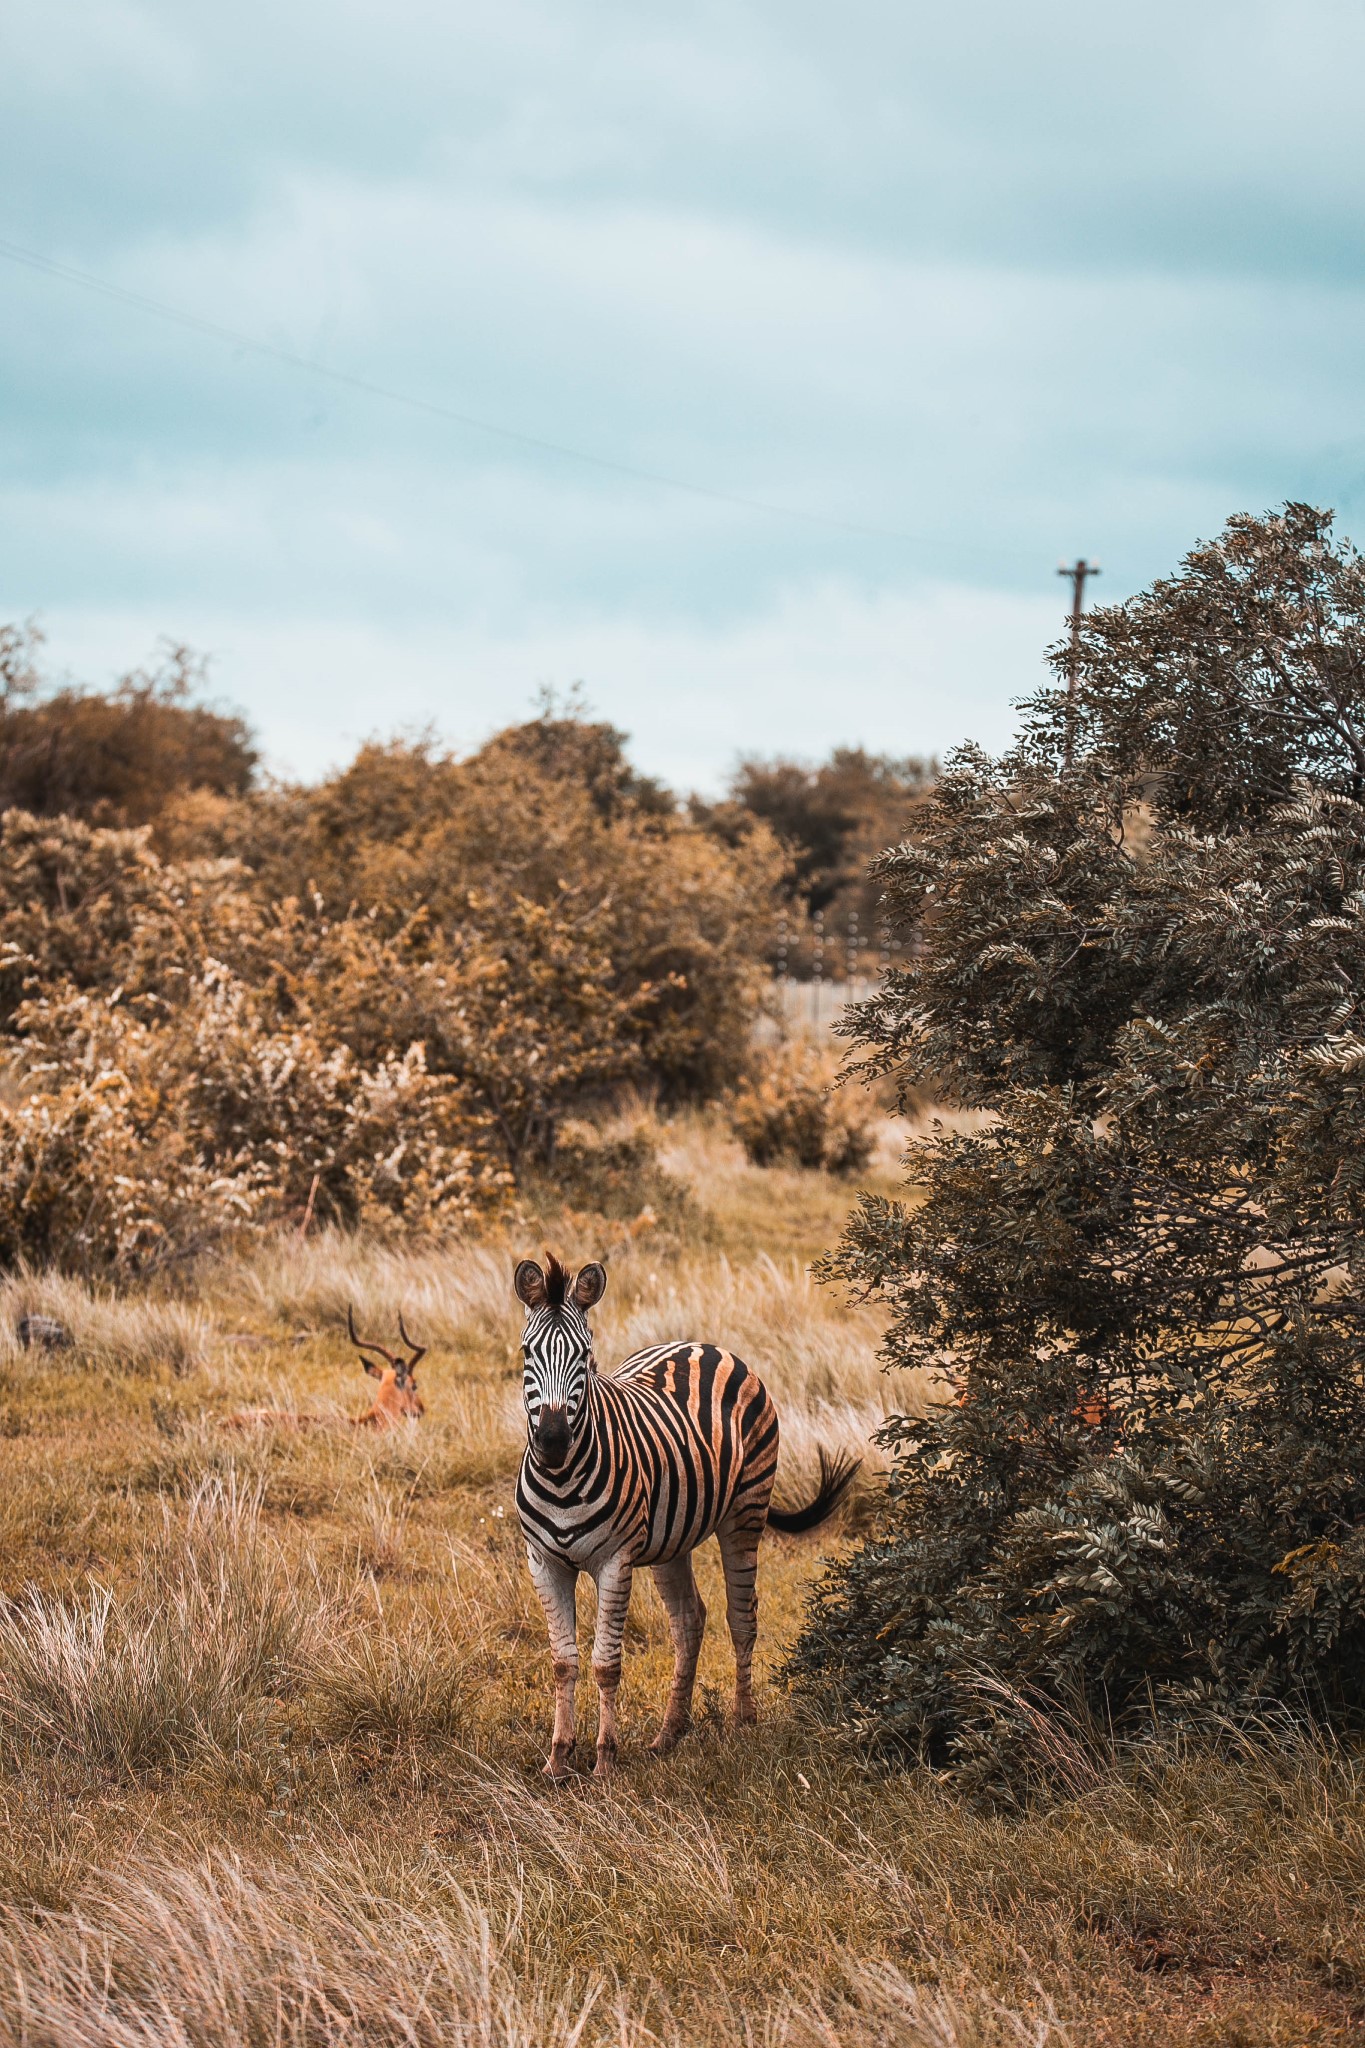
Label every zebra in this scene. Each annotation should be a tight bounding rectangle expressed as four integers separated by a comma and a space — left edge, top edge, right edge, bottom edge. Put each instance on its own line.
513, 1253, 859, 1780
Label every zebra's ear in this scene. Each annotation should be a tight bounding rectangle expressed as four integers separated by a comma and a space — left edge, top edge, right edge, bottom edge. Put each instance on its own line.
514, 1259, 548, 1308
572, 1262, 607, 1310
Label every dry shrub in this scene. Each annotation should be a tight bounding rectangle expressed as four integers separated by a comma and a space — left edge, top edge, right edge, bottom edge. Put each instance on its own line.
728, 1039, 876, 1176
243, 719, 786, 1114
0, 632, 256, 830
0, 811, 513, 1273
0, 1479, 301, 1774
0, 701, 784, 1276
0, 807, 249, 1022
0, 971, 506, 1277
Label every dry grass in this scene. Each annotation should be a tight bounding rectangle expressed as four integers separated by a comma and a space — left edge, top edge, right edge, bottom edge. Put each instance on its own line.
0, 1269, 211, 1377
0, 1113, 1360, 2043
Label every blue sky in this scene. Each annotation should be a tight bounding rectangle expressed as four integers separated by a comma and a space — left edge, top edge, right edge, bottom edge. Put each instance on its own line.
5, 0, 1365, 790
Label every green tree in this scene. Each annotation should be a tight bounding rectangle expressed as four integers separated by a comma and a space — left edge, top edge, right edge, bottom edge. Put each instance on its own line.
790, 506, 1365, 1792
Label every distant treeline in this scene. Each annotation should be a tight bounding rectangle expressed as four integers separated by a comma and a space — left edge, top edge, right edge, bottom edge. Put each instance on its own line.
0, 623, 931, 1274
0, 621, 934, 977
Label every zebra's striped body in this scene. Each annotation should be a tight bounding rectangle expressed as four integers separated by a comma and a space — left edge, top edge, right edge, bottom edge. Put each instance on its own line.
516, 1339, 780, 1574
511, 1255, 857, 1780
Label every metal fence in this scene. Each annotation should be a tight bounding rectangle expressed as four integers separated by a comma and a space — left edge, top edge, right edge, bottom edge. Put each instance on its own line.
776, 978, 865, 1037
772, 906, 921, 1036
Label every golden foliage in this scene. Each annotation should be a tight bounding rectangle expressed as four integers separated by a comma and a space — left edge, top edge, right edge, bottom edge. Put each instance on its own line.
0, 709, 785, 1274
198, 724, 786, 1105
728, 1038, 877, 1176
0, 631, 256, 830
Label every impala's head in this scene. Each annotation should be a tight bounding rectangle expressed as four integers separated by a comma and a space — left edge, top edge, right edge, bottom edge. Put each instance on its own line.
514, 1254, 606, 1470
346, 1305, 427, 1423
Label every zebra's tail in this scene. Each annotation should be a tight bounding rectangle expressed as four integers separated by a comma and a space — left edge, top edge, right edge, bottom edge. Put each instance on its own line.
766, 1447, 862, 1535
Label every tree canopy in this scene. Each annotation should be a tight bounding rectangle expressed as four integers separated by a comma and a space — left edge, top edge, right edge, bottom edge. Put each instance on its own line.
790, 506, 1365, 1792
0, 629, 257, 827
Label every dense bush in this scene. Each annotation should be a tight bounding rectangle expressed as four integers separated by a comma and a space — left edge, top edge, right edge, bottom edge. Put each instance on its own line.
0, 687, 783, 1272
727, 1038, 876, 1175
0, 628, 256, 828
790, 506, 1365, 1791
169, 717, 783, 1112
0, 961, 507, 1274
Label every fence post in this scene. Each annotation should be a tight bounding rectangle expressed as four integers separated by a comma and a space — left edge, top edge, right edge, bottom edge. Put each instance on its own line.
812, 909, 824, 1028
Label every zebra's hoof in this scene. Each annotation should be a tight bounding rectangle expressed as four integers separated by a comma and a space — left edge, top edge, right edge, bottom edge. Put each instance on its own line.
648, 1722, 690, 1756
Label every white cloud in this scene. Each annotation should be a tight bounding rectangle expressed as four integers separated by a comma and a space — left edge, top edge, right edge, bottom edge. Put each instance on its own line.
5, 0, 1365, 791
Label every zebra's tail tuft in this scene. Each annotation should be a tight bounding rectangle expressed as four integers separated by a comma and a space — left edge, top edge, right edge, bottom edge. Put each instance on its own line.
766, 1447, 862, 1535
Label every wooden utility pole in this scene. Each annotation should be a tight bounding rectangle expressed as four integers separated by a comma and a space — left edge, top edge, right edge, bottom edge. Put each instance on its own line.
1058, 557, 1100, 766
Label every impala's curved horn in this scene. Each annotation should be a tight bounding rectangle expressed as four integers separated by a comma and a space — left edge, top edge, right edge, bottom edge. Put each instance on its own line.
346, 1302, 400, 1369
396, 1310, 427, 1370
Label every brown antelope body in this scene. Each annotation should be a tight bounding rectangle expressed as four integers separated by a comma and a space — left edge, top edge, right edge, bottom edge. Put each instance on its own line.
222, 1311, 427, 1431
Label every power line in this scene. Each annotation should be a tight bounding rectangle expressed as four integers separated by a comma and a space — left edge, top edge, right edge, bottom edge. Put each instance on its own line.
1, 232, 972, 553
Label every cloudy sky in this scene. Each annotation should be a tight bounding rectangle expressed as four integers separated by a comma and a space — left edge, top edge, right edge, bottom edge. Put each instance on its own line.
5, 0, 1365, 790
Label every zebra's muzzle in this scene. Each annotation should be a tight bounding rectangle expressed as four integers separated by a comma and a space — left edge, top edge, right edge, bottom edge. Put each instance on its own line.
533, 1408, 573, 1469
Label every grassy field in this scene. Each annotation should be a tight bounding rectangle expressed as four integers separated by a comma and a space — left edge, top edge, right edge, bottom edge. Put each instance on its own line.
0, 1114, 1362, 2046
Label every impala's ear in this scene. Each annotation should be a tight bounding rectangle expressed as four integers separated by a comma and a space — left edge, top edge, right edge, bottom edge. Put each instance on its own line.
572, 1262, 607, 1310
514, 1259, 548, 1308
359, 1355, 385, 1380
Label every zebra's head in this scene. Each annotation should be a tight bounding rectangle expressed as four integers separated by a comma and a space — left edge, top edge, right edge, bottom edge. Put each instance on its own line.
514, 1254, 607, 1471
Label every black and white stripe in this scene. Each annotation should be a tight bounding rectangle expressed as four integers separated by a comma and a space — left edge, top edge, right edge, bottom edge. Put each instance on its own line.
510, 1253, 859, 1779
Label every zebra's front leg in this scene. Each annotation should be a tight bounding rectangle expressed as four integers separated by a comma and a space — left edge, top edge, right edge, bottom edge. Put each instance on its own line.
589, 1552, 634, 1779
527, 1546, 580, 1780
649, 1552, 707, 1754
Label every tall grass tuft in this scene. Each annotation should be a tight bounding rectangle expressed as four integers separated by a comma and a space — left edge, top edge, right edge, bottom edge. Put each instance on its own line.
0, 1479, 301, 1774
0, 1269, 212, 1376
0, 1855, 601, 2048
309, 1612, 474, 1745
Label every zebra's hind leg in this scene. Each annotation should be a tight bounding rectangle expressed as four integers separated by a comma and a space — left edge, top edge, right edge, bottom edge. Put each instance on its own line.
527, 1547, 580, 1781
648, 1552, 707, 1755
589, 1552, 635, 1779
717, 1521, 761, 1726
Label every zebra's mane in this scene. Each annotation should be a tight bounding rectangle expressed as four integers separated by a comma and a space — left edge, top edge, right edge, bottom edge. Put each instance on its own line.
543, 1253, 571, 1309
